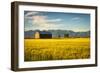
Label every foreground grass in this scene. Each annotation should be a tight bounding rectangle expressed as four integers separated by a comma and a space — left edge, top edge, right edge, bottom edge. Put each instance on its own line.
24, 38, 90, 61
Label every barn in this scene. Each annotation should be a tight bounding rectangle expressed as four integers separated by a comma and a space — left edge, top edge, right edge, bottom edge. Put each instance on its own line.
34, 31, 52, 39
64, 34, 69, 38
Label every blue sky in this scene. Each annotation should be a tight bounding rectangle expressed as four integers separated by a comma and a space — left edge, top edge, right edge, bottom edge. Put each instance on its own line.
24, 11, 90, 32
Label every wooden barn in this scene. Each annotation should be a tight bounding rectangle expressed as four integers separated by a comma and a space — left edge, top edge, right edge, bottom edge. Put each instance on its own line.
34, 31, 52, 39
64, 34, 69, 38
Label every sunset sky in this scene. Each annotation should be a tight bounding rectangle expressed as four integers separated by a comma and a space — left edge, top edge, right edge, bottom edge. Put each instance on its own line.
24, 11, 90, 32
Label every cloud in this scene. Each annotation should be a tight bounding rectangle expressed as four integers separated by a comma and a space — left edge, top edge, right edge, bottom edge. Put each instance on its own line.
25, 11, 63, 30
71, 17, 81, 21
47, 19, 62, 22
31, 15, 62, 30
25, 12, 39, 17
32, 15, 47, 27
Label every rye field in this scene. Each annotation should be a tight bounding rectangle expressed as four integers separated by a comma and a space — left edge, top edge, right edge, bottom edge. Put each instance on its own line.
24, 38, 90, 61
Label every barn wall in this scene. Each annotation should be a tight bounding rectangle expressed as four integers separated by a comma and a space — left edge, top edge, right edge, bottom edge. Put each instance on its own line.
40, 34, 52, 39
35, 32, 40, 39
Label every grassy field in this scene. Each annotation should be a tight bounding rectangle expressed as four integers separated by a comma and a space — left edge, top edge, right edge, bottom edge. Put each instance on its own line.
24, 38, 90, 61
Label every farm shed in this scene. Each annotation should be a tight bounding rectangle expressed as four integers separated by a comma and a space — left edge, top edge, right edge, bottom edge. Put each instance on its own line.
35, 31, 52, 39
64, 34, 69, 38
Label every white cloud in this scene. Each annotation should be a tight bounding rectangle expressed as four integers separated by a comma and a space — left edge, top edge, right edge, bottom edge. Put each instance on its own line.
32, 15, 48, 27
25, 12, 39, 17
32, 15, 62, 30
71, 17, 81, 20
47, 19, 62, 22
25, 11, 63, 30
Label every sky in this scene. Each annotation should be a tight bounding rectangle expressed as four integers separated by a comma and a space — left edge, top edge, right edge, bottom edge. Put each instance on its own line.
24, 11, 90, 32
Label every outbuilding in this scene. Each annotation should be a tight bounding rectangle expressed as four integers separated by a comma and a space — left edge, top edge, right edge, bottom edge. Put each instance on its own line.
34, 31, 52, 39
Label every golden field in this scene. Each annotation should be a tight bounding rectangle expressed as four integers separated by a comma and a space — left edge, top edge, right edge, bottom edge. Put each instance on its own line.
24, 38, 90, 61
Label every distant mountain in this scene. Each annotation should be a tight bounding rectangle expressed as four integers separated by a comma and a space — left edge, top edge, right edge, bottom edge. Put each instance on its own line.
75, 31, 90, 38
24, 30, 35, 39
24, 30, 90, 39
48, 30, 90, 38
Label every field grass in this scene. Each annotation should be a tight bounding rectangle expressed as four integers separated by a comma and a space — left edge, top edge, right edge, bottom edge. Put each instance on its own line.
24, 38, 90, 61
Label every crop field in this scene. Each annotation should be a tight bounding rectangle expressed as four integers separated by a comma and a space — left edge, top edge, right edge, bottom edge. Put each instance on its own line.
24, 38, 90, 61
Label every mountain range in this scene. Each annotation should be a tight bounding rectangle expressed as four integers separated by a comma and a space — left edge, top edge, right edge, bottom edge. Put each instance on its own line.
24, 30, 90, 39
